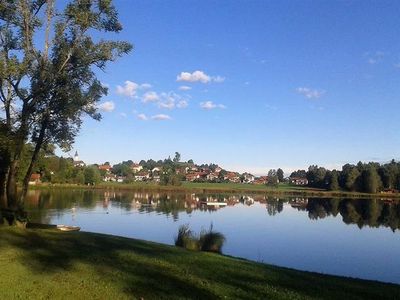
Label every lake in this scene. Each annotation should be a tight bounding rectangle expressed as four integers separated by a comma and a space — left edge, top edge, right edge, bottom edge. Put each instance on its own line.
25, 189, 400, 284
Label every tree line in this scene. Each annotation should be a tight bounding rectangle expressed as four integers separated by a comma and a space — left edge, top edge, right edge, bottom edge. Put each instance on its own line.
290, 160, 400, 193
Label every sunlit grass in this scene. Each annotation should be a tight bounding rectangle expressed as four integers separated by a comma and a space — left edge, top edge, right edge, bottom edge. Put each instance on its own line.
0, 226, 399, 299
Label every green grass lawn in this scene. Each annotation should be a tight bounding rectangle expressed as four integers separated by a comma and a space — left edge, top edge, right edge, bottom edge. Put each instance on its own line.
0, 226, 399, 299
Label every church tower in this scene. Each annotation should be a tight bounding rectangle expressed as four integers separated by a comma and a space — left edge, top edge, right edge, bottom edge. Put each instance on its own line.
74, 151, 79, 162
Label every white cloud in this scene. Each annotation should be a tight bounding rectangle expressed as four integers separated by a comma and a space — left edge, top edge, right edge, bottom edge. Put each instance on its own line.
137, 113, 148, 121
177, 70, 224, 83
116, 81, 139, 98
296, 87, 325, 99
178, 85, 192, 91
157, 92, 189, 110
142, 91, 159, 103
116, 81, 151, 98
120, 112, 127, 118
158, 100, 175, 109
151, 114, 171, 121
97, 101, 115, 112
200, 101, 226, 110
177, 70, 210, 83
177, 100, 188, 108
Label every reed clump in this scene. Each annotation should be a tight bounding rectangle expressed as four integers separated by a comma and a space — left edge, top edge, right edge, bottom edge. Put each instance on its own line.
175, 224, 225, 253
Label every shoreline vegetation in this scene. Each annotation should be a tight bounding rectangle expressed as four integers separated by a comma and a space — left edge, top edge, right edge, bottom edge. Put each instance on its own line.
29, 181, 400, 199
1, 226, 399, 299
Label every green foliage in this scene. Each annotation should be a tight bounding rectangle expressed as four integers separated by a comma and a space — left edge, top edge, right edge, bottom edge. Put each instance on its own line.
84, 166, 101, 185
112, 161, 133, 176
328, 171, 340, 191
199, 225, 226, 253
361, 167, 382, 194
173, 152, 181, 163
267, 169, 278, 186
174, 224, 199, 251
0, 0, 132, 207
277, 168, 284, 182
290, 169, 307, 178
175, 224, 226, 254
306, 165, 327, 189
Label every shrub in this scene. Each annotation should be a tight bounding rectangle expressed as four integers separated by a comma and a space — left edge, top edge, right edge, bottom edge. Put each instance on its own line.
199, 225, 226, 253
175, 224, 199, 251
175, 224, 225, 253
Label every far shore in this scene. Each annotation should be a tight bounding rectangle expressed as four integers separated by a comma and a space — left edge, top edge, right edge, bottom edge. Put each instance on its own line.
29, 181, 400, 199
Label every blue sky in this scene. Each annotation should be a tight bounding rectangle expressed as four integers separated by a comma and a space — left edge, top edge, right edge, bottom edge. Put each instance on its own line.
67, 0, 400, 175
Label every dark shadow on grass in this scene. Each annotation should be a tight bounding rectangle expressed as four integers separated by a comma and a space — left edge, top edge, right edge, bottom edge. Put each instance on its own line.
1, 227, 400, 299
0, 227, 218, 298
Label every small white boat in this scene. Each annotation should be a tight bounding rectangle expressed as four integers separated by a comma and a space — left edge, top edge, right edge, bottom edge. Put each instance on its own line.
56, 225, 80, 232
200, 201, 227, 206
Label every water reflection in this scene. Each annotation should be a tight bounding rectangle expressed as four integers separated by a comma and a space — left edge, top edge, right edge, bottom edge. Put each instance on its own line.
25, 189, 400, 232
24, 189, 400, 283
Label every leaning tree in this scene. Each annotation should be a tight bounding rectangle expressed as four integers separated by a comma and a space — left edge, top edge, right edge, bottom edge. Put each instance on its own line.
0, 0, 132, 222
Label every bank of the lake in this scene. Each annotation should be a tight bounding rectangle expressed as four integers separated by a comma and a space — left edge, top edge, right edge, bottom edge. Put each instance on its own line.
0, 227, 399, 299
31, 181, 400, 199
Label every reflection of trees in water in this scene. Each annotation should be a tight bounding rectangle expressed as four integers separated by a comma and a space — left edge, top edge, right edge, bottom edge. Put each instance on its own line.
265, 198, 284, 216
24, 190, 400, 231
304, 198, 400, 231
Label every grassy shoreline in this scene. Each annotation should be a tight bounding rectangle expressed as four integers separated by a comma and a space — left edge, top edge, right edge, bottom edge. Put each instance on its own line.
30, 181, 400, 199
0, 226, 399, 299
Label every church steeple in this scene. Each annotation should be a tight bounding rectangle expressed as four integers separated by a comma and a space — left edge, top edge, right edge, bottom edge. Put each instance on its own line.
74, 151, 79, 161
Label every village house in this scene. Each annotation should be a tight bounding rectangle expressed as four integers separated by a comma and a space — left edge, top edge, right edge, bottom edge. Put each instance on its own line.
242, 172, 255, 183
189, 166, 198, 172
103, 173, 117, 182
215, 166, 222, 173
135, 170, 150, 181
29, 173, 41, 185
131, 163, 143, 173
253, 176, 268, 185
98, 163, 112, 173
116, 176, 125, 183
176, 167, 187, 175
290, 177, 309, 185
206, 172, 219, 181
151, 170, 161, 182
186, 173, 200, 182
224, 172, 240, 183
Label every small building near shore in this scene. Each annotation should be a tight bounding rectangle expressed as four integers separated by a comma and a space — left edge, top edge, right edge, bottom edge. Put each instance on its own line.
29, 173, 41, 185
290, 177, 308, 186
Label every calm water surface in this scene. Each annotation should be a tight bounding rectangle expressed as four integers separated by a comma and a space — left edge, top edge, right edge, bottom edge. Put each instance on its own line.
25, 189, 400, 284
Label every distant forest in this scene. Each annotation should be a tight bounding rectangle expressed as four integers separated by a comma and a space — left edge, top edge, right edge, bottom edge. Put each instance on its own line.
291, 160, 400, 193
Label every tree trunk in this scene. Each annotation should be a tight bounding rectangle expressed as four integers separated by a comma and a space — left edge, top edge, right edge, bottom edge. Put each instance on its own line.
20, 118, 48, 202
6, 160, 20, 210
0, 168, 8, 209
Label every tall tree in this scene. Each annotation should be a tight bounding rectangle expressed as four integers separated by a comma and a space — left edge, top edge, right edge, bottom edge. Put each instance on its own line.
277, 168, 284, 182
328, 170, 340, 191
0, 0, 132, 214
361, 166, 382, 194
173, 151, 181, 163
267, 169, 278, 185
